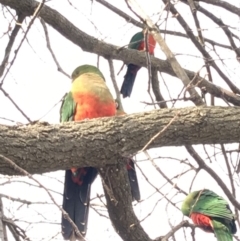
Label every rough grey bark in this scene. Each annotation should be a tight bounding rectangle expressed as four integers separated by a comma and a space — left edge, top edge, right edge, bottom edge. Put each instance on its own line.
98, 158, 152, 241
1, 0, 240, 106
0, 106, 240, 175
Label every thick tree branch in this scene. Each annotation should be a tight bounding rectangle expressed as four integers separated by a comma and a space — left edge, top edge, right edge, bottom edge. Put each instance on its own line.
98, 158, 151, 241
0, 106, 240, 175
1, 0, 240, 106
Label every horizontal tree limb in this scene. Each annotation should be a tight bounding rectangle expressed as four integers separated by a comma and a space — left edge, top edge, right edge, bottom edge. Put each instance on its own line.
0, 106, 240, 175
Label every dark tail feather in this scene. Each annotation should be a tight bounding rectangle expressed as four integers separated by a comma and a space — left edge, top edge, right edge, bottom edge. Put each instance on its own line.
226, 205, 237, 234
62, 168, 98, 239
121, 64, 141, 98
127, 158, 141, 201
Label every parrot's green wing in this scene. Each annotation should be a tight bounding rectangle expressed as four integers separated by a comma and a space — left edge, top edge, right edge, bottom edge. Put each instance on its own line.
60, 92, 77, 122
128, 31, 144, 50
212, 219, 233, 241
192, 190, 234, 221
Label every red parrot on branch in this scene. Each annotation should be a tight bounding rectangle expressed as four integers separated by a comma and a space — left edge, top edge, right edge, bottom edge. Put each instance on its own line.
120, 30, 156, 98
60, 65, 116, 240
60, 65, 141, 240
181, 189, 237, 241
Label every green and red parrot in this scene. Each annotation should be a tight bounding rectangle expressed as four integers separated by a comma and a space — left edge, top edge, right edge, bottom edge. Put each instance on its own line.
181, 189, 237, 241
115, 100, 141, 201
60, 65, 141, 240
120, 30, 156, 98
60, 65, 116, 240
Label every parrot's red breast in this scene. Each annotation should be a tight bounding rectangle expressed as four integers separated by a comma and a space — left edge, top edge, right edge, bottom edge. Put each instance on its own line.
191, 212, 213, 232
70, 73, 116, 182
72, 93, 116, 120
71, 75, 116, 121
61, 65, 116, 239
138, 34, 156, 54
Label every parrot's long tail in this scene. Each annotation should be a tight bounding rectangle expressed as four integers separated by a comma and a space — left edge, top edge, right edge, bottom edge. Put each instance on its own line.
212, 220, 233, 241
127, 158, 141, 201
121, 64, 141, 98
62, 168, 98, 240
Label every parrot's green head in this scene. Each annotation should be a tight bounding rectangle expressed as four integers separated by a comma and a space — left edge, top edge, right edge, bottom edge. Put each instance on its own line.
181, 190, 201, 216
71, 65, 105, 82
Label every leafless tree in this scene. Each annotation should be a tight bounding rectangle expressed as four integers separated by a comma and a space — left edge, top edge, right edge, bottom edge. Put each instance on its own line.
0, 1, 240, 241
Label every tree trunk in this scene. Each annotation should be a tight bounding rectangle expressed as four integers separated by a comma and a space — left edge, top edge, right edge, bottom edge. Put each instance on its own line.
98, 157, 151, 241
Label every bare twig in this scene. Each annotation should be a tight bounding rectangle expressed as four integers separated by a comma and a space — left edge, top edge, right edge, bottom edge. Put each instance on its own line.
197, 5, 240, 60
0, 193, 54, 205
154, 220, 196, 241
141, 96, 195, 105
185, 0, 240, 18
2, 216, 31, 241
221, 144, 240, 227
161, 0, 240, 95
140, 112, 179, 152
40, 18, 71, 78
186, 0, 215, 105
0, 87, 32, 123
145, 151, 187, 195
0, 0, 46, 85
107, 58, 123, 111
151, 68, 167, 109
0, 13, 25, 78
